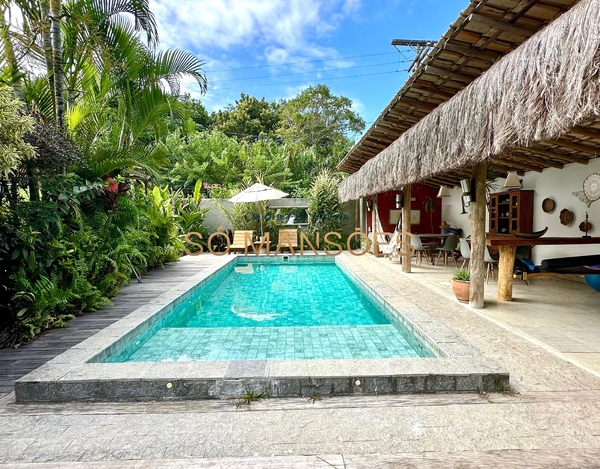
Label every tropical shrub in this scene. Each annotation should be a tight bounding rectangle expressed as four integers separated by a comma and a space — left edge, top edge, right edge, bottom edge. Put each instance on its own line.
0, 85, 34, 177
307, 170, 342, 238
0, 172, 208, 347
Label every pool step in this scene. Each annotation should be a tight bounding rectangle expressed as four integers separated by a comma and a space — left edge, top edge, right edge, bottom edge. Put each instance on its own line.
110, 325, 433, 362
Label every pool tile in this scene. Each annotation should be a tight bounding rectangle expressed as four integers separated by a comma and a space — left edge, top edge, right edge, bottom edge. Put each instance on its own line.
100, 259, 439, 363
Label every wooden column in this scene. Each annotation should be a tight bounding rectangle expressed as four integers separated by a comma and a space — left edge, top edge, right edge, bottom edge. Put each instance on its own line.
469, 163, 487, 308
497, 245, 516, 301
359, 197, 366, 235
371, 194, 378, 254
402, 185, 412, 272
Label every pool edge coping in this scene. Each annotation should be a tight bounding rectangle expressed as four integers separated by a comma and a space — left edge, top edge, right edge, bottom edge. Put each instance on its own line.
15, 253, 509, 402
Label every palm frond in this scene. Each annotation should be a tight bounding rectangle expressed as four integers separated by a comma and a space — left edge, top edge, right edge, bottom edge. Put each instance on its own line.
22, 76, 54, 118
150, 49, 207, 95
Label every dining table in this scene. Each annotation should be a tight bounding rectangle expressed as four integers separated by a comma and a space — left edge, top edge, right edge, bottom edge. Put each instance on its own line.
485, 234, 600, 301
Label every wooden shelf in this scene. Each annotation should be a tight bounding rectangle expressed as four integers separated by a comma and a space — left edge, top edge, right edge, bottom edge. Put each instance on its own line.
488, 189, 533, 235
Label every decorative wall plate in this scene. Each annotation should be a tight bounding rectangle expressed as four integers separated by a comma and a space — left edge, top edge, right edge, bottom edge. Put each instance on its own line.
573, 190, 592, 207
559, 208, 574, 226
542, 198, 555, 213
579, 221, 593, 233
583, 173, 600, 202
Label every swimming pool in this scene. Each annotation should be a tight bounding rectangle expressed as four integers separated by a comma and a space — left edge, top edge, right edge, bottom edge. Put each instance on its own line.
16, 254, 510, 402
102, 257, 436, 362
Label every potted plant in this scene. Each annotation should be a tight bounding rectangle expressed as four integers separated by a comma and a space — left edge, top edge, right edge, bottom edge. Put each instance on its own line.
451, 268, 470, 302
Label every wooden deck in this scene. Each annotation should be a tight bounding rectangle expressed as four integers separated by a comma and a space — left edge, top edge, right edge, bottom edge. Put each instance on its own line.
0, 256, 220, 399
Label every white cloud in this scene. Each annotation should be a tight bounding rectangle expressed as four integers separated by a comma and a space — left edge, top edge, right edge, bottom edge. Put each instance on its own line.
150, 0, 361, 60
283, 84, 312, 99
350, 97, 365, 116
152, 0, 367, 111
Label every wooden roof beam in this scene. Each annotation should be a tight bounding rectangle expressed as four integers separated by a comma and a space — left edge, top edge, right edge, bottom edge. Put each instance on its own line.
487, 161, 517, 174
467, 13, 539, 37
546, 139, 599, 156
526, 146, 588, 164
512, 151, 564, 169
493, 157, 543, 173
569, 127, 600, 140
428, 174, 461, 186
411, 80, 459, 100
441, 42, 502, 63
424, 65, 478, 83
362, 140, 391, 151
394, 98, 439, 113
428, 178, 459, 188
384, 111, 423, 122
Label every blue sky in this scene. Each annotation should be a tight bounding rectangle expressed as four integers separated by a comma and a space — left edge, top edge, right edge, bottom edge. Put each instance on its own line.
150, 0, 469, 132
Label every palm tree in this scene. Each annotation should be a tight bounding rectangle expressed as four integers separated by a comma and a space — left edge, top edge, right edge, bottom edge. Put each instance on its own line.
3, 0, 206, 181
66, 20, 206, 180
48, 0, 63, 125
0, 3, 26, 104
4, 0, 166, 122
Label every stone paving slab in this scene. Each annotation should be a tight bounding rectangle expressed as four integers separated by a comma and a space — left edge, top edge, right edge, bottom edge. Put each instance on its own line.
2, 392, 600, 465
2, 449, 600, 468
348, 255, 600, 393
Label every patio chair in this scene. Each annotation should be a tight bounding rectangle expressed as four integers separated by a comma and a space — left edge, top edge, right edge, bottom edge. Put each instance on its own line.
435, 234, 459, 267
276, 229, 298, 253
411, 234, 430, 266
368, 231, 391, 255
381, 227, 400, 260
459, 239, 471, 269
229, 230, 254, 254
485, 246, 498, 283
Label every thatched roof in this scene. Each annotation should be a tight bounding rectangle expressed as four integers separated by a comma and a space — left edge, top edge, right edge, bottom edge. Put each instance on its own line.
338, 0, 578, 175
339, 0, 600, 202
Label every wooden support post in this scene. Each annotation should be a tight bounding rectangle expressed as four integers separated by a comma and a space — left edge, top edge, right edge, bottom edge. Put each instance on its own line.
359, 198, 366, 237
371, 194, 378, 254
469, 163, 487, 308
402, 185, 412, 273
497, 245, 516, 301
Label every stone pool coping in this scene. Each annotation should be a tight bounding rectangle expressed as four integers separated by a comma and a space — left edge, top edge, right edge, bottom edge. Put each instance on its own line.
15, 254, 508, 402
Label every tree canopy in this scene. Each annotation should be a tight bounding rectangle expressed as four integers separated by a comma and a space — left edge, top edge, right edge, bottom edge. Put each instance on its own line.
164, 85, 365, 194
212, 93, 281, 141
277, 85, 365, 169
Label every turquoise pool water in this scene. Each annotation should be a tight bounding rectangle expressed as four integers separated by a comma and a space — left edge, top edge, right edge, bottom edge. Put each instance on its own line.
103, 259, 435, 362
168, 263, 388, 328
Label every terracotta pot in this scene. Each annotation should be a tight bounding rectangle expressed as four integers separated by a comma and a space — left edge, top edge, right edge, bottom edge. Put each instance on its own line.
452, 279, 470, 302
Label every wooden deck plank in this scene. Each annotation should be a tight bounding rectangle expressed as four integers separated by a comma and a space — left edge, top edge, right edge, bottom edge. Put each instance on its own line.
0, 256, 220, 399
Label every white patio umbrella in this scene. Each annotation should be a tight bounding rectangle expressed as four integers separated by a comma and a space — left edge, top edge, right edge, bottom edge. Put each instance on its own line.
229, 183, 288, 236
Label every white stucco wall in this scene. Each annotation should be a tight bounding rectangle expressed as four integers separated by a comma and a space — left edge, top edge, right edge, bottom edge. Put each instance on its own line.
442, 158, 600, 264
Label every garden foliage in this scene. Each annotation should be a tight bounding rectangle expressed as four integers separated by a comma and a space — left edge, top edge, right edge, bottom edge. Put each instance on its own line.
0, 0, 364, 347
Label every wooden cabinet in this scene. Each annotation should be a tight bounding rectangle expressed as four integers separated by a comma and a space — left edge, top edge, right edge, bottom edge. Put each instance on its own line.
488, 190, 533, 235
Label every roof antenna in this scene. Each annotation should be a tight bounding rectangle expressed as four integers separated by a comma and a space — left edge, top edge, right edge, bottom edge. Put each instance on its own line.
391, 39, 436, 72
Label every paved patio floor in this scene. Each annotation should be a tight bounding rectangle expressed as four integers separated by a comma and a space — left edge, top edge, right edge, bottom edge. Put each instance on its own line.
1, 253, 600, 468
379, 254, 600, 376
